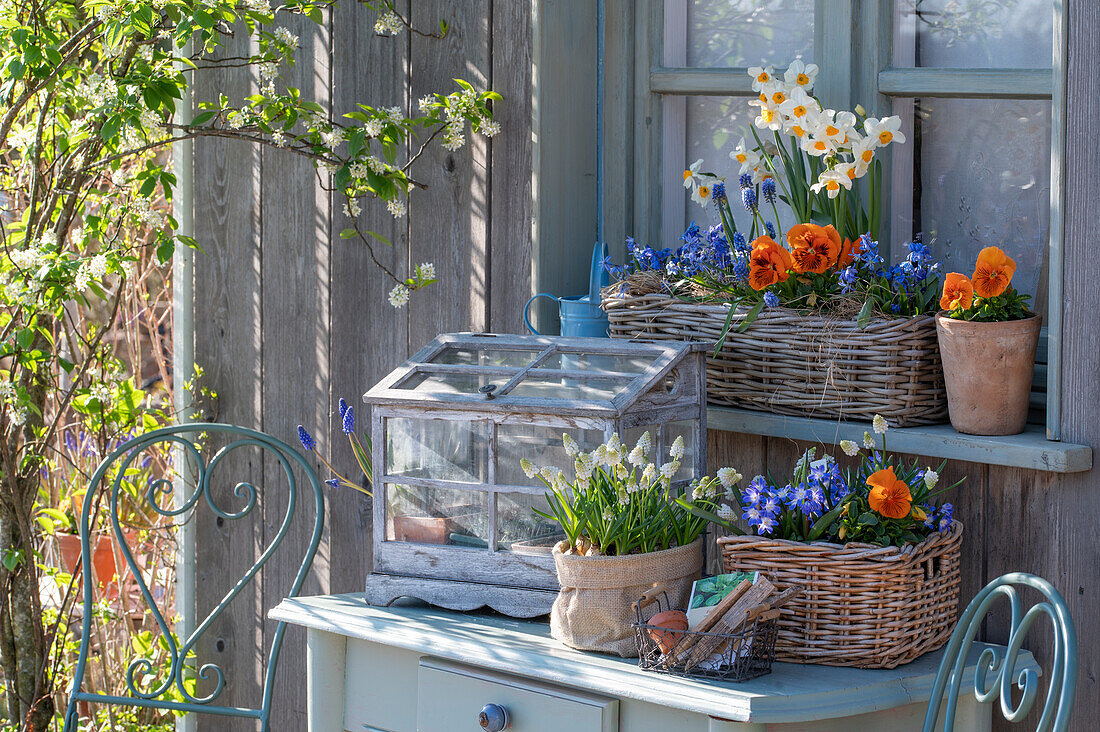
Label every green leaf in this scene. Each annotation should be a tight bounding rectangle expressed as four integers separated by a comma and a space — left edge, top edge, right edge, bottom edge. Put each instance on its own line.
857, 298, 873, 329
735, 299, 765, 333
712, 299, 740, 357
156, 239, 175, 264
190, 110, 216, 126
857, 511, 879, 526
340, 228, 358, 239
808, 501, 847, 540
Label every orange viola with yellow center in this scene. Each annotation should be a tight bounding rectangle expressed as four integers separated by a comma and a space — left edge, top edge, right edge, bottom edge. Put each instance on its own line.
940, 273, 974, 311
747, 235, 794, 290
786, 223, 842, 274
971, 246, 1016, 298
866, 467, 913, 519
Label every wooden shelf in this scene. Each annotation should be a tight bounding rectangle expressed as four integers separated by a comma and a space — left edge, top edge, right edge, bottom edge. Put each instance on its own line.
707, 407, 1093, 474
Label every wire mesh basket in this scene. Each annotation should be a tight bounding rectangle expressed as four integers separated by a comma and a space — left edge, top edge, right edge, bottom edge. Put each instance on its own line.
631, 591, 779, 681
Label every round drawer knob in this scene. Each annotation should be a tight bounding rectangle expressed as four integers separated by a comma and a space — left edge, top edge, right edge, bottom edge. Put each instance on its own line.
478, 703, 510, 731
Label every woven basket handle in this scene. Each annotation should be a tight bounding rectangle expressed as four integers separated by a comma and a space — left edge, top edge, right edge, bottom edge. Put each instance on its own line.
632, 584, 664, 614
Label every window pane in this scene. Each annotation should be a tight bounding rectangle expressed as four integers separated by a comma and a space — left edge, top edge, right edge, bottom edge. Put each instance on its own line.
666, 420, 698, 481
496, 424, 604, 487
890, 97, 1051, 319
507, 375, 629, 402
539, 352, 652, 374
385, 417, 489, 483
497, 493, 565, 552
893, 0, 1053, 68
668, 96, 797, 244
671, 0, 814, 68
385, 484, 488, 547
428, 347, 540, 368
395, 370, 509, 396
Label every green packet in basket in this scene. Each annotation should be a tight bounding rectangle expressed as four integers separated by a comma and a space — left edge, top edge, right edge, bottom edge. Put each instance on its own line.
686, 572, 759, 629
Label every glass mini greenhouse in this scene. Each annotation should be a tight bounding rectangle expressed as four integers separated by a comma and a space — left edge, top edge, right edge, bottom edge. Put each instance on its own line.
361, 332, 708, 617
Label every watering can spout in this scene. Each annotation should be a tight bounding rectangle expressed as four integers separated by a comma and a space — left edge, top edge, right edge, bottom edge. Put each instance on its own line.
523, 242, 611, 337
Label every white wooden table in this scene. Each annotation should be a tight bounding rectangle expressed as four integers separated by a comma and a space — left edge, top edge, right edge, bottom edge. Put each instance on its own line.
270, 593, 1034, 732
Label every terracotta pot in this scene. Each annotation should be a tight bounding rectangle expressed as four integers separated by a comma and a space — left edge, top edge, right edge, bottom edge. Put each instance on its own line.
935, 313, 1041, 435
647, 610, 689, 655
57, 532, 128, 594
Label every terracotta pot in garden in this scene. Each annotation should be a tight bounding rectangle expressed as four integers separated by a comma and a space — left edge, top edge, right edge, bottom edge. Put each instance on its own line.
935, 313, 1041, 435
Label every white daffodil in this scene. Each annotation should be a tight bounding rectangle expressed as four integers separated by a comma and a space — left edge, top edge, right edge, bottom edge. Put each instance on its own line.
783, 59, 819, 89
690, 175, 720, 207
761, 80, 793, 108
717, 467, 742, 489
682, 158, 705, 189
873, 414, 889, 434
816, 109, 847, 145
751, 100, 783, 131
778, 87, 817, 127
810, 168, 851, 198
801, 131, 836, 158
850, 134, 877, 174
833, 110, 858, 145
864, 116, 906, 147
730, 137, 763, 175
748, 64, 776, 92
923, 468, 940, 489
833, 161, 861, 184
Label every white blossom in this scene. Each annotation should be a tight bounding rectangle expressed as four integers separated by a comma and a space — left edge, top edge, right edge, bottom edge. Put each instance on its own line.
418, 262, 435, 280
862, 430, 876, 449
670, 435, 685, 459
659, 461, 680, 479
342, 198, 361, 218
9, 405, 27, 426
364, 119, 384, 137
923, 468, 939, 490
90, 383, 112, 404
374, 11, 402, 36
640, 463, 657, 486
274, 27, 298, 48
387, 199, 406, 218
520, 458, 536, 478
418, 95, 436, 115
366, 156, 388, 174
872, 414, 889, 434
717, 467, 742, 489
388, 283, 409, 308
840, 439, 860, 456
627, 446, 646, 466
89, 253, 108, 279
574, 453, 594, 483
481, 120, 501, 137
0, 381, 14, 402
562, 433, 580, 457
384, 106, 403, 124
633, 431, 652, 457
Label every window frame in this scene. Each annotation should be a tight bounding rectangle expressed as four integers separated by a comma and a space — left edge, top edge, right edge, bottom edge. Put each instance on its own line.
627, 0, 1067, 440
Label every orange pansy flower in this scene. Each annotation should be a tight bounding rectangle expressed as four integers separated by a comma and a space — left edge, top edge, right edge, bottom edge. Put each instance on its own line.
836, 237, 857, 269
971, 246, 1016, 298
748, 235, 794, 291
867, 467, 913, 520
940, 272, 974, 311
786, 223, 842, 274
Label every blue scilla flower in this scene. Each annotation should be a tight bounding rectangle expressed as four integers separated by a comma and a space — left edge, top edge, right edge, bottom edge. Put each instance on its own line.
297, 425, 316, 451
742, 186, 758, 214
712, 182, 727, 202
856, 233, 883, 266
938, 502, 955, 531
809, 462, 830, 487
342, 405, 355, 434
791, 482, 809, 508
756, 514, 777, 535
739, 173, 752, 189
921, 502, 937, 529
765, 221, 776, 239
761, 177, 777, 204
742, 504, 765, 526
325, 478, 340, 489
760, 494, 781, 516
763, 291, 779, 308
749, 474, 769, 495
743, 482, 764, 506
706, 224, 727, 245
773, 483, 793, 505
732, 231, 750, 253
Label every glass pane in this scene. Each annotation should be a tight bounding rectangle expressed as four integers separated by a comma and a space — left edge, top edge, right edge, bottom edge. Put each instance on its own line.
496, 424, 605, 487
385, 418, 489, 483
507, 376, 630, 402
671, 96, 798, 244
890, 97, 1051, 320
672, 1, 814, 68
395, 370, 510, 396
893, 0, 1053, 68
540, 352, 653, 374
496, 493, 565, 552
427, 346, 540, 368
385, 484, 489, 547
666, 420, 698, 481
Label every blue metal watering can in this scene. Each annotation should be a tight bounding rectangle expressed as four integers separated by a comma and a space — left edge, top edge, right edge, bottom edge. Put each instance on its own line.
524, 242, 610, 337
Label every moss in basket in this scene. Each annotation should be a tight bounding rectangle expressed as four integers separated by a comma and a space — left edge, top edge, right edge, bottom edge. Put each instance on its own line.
687, 414, 961, 548
521, 433, 743, 557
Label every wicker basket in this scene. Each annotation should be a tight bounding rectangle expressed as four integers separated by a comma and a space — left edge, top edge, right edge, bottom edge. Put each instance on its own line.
716, 522, 963, 669
602, 292, 948, 427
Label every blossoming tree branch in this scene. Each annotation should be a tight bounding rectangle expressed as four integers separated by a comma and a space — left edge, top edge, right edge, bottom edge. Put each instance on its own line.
0, 0, 498, 726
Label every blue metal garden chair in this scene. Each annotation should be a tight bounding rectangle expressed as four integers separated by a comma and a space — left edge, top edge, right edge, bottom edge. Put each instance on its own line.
63, 423, 325, 732
923, 572, 1077, 732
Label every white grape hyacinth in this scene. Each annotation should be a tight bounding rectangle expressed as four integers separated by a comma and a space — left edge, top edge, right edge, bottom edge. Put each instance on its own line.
923, 468, 939, 490
873, 414, 889, 434
840, 439, 860, 457
717, 467, 742, 489
670, 435, 686, 459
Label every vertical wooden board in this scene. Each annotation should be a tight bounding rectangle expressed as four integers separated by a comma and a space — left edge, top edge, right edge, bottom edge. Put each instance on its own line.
704, 430, 765, 573
408, 0, 491, 345
190, 28, 265, 729
1049, 2, 1100, 728
328, 1, 411, 592
258, 10, 331, 730
601, 0, 635, 263
489, 0, 533, 334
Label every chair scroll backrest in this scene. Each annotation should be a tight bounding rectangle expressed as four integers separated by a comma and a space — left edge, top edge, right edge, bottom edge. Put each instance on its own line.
923, 572, 1077, 732
63, 423, 325, 732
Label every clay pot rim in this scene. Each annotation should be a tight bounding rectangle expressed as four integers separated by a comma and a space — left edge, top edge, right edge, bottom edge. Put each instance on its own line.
934, 311, 1042, 330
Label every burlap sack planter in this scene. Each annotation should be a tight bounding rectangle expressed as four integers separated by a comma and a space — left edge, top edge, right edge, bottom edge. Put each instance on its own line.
602, 292, 948, 427
550, 539, 704, 657
717, 522, 963, 669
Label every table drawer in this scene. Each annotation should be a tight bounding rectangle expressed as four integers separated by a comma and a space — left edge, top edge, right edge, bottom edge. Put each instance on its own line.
417, 657, 618, 732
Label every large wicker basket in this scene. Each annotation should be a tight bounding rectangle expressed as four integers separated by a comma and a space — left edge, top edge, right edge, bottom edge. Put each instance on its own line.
602, 292, 948, 427
716, 522, 963, 669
